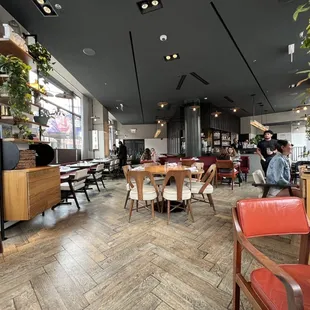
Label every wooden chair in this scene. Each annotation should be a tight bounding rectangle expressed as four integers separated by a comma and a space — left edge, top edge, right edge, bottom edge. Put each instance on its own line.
127, 170, 159, 222
87, 164, 106, 192
216, 159, 240, 190
60, 169, 90, 209
232, 197, 310, 310
252, 169, 294, 198
122, 165, 133, 209
162, 170, 193, 224
191, 162, 205, 182
190, 164, 216, 212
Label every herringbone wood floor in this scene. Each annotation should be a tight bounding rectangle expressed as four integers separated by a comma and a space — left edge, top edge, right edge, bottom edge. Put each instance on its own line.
0, 178, 299, 310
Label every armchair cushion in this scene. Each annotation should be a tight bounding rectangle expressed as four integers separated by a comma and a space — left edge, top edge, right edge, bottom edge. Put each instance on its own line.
251, 264, 310, 309
190, 183, 213, 194
163, 185, 191, 201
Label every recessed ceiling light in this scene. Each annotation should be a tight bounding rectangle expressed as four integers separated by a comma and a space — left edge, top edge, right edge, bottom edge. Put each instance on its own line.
165, 55, 171, 61
152, 0, 159, 5
204, 97, 208, 100
83, 48, 96, 56
55, 3, 62, 9
43, 6, 52, 14
296, 109, 300, 113
141, 3, 148, 9
37, 0, 45, 4
289, 84, 296, 88
253, 60, 257, 63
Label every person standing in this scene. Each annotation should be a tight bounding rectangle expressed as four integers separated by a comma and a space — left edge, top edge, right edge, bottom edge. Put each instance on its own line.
118, 141, 127, 167
257, 130, 278, 175
231, 138, 242, 151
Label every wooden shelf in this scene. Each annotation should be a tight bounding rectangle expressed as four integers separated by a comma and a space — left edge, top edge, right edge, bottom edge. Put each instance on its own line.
0, 117, 49, 128
0, 97, 49, 113
3, 138, 49, 144
0, 38, 34, 65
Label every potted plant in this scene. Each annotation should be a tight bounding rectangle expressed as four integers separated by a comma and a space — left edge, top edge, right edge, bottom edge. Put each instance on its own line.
28, 42, 54, 77
34, 109, 52, 126
0, 55, 32, 118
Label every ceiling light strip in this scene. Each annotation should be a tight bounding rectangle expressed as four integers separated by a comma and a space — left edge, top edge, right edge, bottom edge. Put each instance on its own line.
250, 120, 269, 132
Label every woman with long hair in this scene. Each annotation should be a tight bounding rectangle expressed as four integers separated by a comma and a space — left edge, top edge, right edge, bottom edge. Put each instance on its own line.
140, 148, 152, 162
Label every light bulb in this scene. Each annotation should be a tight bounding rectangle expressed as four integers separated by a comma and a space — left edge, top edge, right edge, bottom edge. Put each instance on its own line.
193, 107, 196, 111
152, 0, 159, 6
43, 6, 52, 14
161, 123, 164, 127
233, 108, 237, 112
157, 120, 161, 124
37, 0, 45, 4
172, 54, 178, 59
165, 55, 171, 61
304, 106, 308, 110
161, 104, 164, 108
215, 113, 218, 117
141, 3, 148, 9
297, 122, 300, 125
296, 109, 300, 113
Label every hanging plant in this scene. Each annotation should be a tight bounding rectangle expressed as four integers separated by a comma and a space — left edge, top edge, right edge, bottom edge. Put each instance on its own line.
293, 2, 310, 89
0, 54, 32, 117
28, 42, 55, 77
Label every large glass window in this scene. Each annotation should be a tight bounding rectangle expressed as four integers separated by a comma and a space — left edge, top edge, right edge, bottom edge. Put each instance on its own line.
29, 75, 82, 149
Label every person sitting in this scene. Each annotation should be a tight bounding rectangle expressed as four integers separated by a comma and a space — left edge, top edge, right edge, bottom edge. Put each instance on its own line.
217, 148, 230, 160
266, 140, 300, 197
140, 148, 152, 163
217, 148, 242, 183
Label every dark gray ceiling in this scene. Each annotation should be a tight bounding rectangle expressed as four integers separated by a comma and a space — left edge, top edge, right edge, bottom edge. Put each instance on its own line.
0, 0, 309, 124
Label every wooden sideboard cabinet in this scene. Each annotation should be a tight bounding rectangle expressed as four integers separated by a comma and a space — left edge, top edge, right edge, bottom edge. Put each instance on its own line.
3, 166, 61, 221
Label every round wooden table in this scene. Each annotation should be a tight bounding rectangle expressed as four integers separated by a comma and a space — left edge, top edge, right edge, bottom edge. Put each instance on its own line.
144, 165, 204, 176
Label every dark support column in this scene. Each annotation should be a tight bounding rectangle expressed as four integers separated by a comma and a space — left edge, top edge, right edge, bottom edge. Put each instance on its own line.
184, 106, 201, 157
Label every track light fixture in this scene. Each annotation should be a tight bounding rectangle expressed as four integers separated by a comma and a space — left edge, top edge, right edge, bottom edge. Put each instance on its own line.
211, 111, 222, 118
190, 105, 200, 112
32, 0, 58, 16
164, 53, 180, 61
137, 0, 163, 14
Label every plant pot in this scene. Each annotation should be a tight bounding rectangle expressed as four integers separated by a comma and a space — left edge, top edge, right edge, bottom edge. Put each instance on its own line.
34, 116, 49, 126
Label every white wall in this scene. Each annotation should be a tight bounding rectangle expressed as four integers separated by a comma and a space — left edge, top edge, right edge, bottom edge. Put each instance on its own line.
145, 138, 168, 155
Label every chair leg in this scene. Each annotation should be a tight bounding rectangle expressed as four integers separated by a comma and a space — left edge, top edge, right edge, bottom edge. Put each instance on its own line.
136, 200, 138, 212
233, 239, 242, 310
156, 196, 160, 213
188, 199, 194, 222
167, 200, 171, 225
145, 200, 148, 208
201, 193, 206, 201
72, 190, 80, 209
232, 177, 234, 190
124, 191, 130, 209
101, 177, 106, 188
42, 212, 45, 216
245, 173, 247, 182
84, 188, 90, 202
128, 199, 134, 222
207, 194, 216, 212
151, 200, 155, 220
94, 177, 100, 192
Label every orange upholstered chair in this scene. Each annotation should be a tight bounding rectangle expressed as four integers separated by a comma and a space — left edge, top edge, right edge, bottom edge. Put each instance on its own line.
232, 197, 310, 310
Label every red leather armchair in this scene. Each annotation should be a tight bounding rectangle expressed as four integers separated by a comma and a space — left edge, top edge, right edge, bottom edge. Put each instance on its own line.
232, 197, 310, 310
240, 156, 249, 182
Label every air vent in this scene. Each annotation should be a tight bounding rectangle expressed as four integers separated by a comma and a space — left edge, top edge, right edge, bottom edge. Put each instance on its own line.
176, 75, 187, 90
190, 72, 209, 85
224, 96, 234, 103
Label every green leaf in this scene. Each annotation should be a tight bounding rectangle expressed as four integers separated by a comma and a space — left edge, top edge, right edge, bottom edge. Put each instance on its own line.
297, 70, 310, 74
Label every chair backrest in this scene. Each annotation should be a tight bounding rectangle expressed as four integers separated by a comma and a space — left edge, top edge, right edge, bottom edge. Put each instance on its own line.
128, 170, 158, 200
240, 156, 249, 168
201, 164, 216, 183
73, 169, 88, 187
236, 197, 310, 238
252, 170, 265, 184
162, 170, 191, 200
96, 164, 104, 172
216, 159, 234, 169
192, 162, 204, 170
122, 165, 131, 180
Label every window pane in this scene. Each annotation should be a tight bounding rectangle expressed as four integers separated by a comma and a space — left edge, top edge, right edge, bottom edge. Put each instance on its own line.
74, 116, 82, 149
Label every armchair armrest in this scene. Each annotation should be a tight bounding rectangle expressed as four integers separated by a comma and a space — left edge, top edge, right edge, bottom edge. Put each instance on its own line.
232, 208, 304, 309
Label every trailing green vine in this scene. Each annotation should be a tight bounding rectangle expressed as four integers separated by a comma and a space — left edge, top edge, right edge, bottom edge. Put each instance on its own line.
0, 54, 32, 117
28, 42, 54, 77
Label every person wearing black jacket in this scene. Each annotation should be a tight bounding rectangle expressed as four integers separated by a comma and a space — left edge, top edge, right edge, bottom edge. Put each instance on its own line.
118, 141, 127, 167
